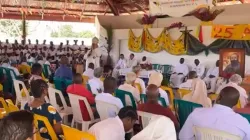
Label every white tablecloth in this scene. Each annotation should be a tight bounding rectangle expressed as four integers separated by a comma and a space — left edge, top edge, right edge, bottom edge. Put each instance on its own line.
119, 68, 161, 78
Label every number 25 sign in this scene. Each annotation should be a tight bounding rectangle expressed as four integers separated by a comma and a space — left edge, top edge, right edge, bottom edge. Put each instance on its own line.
211, 25, 250, 40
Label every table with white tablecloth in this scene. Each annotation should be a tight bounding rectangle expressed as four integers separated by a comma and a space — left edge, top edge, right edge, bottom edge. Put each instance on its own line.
119, 68, 161, 78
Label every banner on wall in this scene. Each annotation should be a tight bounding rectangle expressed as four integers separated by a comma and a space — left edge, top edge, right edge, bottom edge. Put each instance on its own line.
211, 25, 250, 40
149, 0, 213, 17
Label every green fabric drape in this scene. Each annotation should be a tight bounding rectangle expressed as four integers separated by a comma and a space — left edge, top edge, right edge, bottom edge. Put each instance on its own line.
186, 33, 208, 55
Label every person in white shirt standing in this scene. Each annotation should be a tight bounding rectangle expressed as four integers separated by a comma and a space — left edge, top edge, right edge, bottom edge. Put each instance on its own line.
89, 106, 137, 140
179, 86, 250, 140
179, 71, 197, 90
204, 60, 219, 93
118, 72, 140, 106
89, 67, 104, 95
112, 54, 127, 78
84, 37, 102, 70
192, 59, 205, 78
216, 74, 248, 108
83, 63, 95, 79
170, 58, 189, 88
126, 53, 137, 68
95, 77, 123, 118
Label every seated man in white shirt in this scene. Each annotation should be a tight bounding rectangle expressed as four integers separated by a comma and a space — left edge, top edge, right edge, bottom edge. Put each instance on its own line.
148, 72, 170, 105
112, 54, 127, 78
139, 56, 151, 69
9, 61, 21, 79
88, 106, 137, 140
118, 72, 140, 106
27, 53, 36, 63
179, 71, 197, 90
204, 60, 219, 93
132, 66, 146, 94
83, 63, 95, 79
216, 74, 248, 108
170, 58, 189, 88
192, 59, 205, 78
179, 86, 250, 140
89, 67, 104, 95
95, 77, 123, 118
126, 53, 137, 68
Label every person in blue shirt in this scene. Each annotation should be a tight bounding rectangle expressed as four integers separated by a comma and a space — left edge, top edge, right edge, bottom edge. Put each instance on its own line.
55, 56, 73, 80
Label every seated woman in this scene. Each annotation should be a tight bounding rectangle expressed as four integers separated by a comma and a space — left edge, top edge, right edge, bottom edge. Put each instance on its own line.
24, 79, 63, 139
182, 78, 212, 107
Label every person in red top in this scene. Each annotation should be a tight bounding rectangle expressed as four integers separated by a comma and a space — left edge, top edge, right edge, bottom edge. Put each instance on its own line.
137, 84, 180, 131
235, 96, 250, 114
67, 73, 96, 121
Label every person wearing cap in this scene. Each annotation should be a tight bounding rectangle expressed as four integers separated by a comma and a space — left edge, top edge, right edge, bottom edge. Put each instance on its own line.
84, 37, 102, 70
216, 74, 248, 108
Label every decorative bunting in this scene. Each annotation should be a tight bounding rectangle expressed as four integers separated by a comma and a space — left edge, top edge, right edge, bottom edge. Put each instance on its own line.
143, 29, 164, 53
163, 34, 186, 55
128, 29, 143, 53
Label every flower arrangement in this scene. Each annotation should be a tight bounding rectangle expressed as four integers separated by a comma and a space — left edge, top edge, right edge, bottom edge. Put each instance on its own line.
191, 7, 224, 22
136, 14, 156, 25
166, 22, 184, 30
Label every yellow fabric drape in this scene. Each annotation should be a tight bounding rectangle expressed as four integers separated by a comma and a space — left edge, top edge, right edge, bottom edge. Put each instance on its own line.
143, 29, 164, 53
163, 33, 186, 55
128, 29, 143, 52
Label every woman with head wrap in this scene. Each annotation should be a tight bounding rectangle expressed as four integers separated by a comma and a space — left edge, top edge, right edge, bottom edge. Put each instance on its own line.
182, 78, 212, 107
147, 72, 170, 105
131, 115, 176, 140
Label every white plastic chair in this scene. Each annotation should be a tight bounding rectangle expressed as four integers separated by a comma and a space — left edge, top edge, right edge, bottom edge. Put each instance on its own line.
137, 111, 156, 128
96, 100, 120, 120
48, 87, 72, 124
68, 93, 100, 131
13, 80, 32, 109
193, 126, 242, 140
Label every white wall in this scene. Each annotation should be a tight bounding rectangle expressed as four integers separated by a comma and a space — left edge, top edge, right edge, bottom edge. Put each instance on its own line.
111, 27, 250, 72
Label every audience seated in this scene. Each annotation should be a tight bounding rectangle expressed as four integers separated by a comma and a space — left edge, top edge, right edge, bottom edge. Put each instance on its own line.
170, 58, 189, 88
179, 87, 250, 140
235, 96, 250, 114
9, 61, 20, 78
1, 58, 10, 68
216, 74, 248, 108
55, 56, 73, 80
29, 63, 43, 83
133, 66, 146, 94
83, 63, 94, 79
192, 59, 205, 78
0, 110, 34, 140
89, 67, 104, 95
204, 60, 219, 93
182, 78, 212, 107
131, 116, 176, 140
95, 77, 123, 118
137, 84, 179, 130
67, 73, 96, 121
118, 72, 140, 106
88, 106, 137, 140
24, 79, 63, 139
179, 71, 197, 90
148, 72, 169, 105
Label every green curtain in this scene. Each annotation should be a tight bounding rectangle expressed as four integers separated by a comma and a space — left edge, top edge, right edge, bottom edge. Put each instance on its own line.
186, 33, 208, 55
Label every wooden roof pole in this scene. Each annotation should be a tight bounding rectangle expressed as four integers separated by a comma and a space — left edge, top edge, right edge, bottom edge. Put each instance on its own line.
104, 0, 119, 16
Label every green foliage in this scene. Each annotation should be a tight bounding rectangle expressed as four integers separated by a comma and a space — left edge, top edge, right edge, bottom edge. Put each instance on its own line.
50, 25, 94, 38
0, 19, 29, 37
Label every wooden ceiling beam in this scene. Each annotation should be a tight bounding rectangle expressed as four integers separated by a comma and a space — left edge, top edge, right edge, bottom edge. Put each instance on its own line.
104, 0, 119, 16
132, 3, 146, 13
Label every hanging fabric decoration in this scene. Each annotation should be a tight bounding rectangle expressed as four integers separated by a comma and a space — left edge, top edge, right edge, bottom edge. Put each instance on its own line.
128, 29, 143, 53
143, 29, 164, 53
163, 33, 186, 55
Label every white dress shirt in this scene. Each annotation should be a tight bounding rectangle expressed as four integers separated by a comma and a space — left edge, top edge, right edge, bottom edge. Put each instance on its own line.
206, 67, 219, 77
216, 82, 248, 108
135, 78, 146, 94
88, 116, 125, 140
83, 68, 94, 79
179, 104, 250, 140
88, 77, 104, 95
126, 58, 137, 68
173, 63, 189, 76
192, 64, 205, 78
9, 66, 20, 79
95, 93, 123, 118
159, 88, 170, 106
115, 59, 127, 69
179, 79, 193, 90
118, 83, 140, 106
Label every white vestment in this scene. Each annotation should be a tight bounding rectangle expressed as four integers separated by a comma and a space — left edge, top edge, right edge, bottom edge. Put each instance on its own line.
192, 64, 205, 78
112, 59, 127, 78
84, 47, 102, 69
204, 67, 219, 93
170, 63, 189, 88
126, 58, 137, 68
